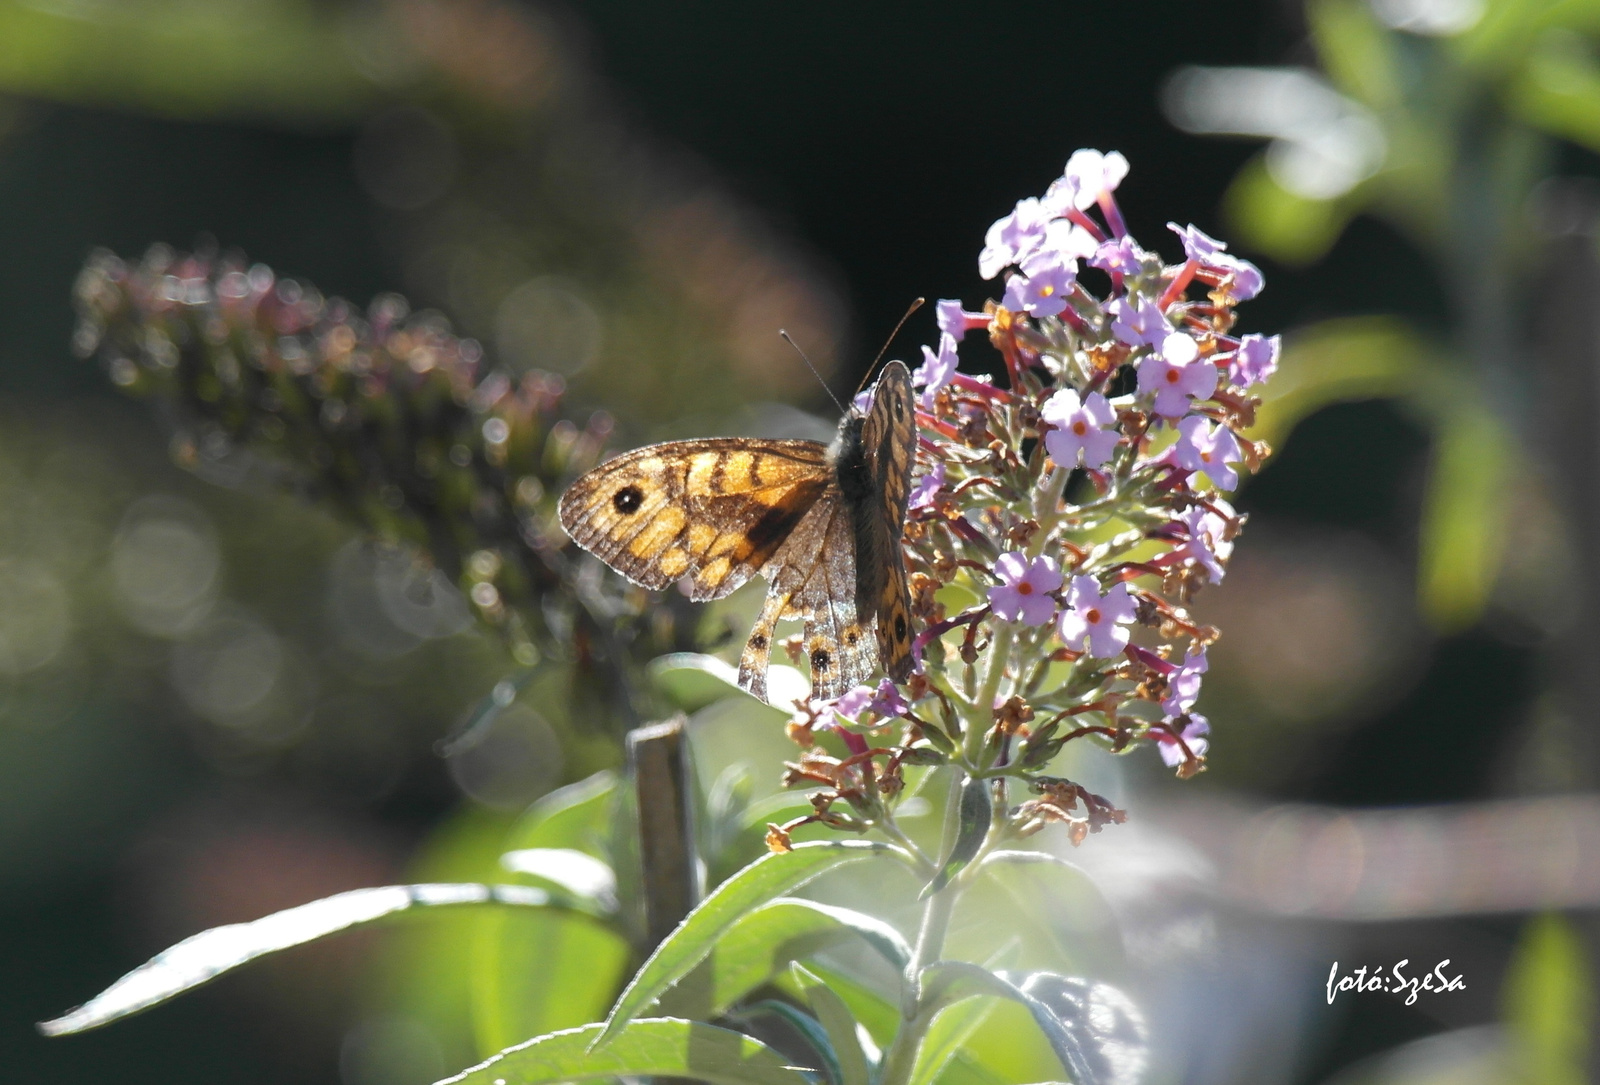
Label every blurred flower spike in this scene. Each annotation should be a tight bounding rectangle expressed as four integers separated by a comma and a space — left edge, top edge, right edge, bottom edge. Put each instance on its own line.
777, 149, 1277, 854
69, 245, 665, 691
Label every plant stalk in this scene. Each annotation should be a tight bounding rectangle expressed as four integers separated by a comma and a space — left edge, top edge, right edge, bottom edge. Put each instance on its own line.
879, 625, 1013, 1085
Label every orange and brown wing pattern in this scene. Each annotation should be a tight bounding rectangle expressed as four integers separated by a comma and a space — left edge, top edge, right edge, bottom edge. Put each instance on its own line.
862, 360, 917, 681
557, 438, 830, 602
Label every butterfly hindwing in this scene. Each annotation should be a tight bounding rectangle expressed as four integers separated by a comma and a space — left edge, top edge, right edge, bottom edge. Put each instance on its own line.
793, 495, 876, 700
736, 491, 836, 702
862, 360, 917, 682
557, 438, 830, 602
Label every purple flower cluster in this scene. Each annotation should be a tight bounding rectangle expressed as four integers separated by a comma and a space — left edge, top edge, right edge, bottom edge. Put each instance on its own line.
799, 148, 1279, 841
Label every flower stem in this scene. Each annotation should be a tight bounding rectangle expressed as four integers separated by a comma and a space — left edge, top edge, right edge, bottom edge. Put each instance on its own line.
965, 621, 1015, 765
1028, 466, 1070, 558
876, 768, 965, 1085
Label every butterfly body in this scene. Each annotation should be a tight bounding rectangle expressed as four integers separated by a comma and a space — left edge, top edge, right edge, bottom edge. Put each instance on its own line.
558, 361, 916, 704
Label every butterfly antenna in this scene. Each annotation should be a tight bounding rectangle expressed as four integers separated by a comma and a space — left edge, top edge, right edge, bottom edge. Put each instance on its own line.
854, 297, 926, 396
779, 329, 846, 414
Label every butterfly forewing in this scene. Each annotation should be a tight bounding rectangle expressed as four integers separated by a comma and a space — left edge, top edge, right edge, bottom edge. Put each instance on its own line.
557, 438, 831, 601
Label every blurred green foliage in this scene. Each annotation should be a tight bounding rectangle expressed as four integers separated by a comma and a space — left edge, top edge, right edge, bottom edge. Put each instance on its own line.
1503, 914, 1594, 1085
46, 656, 1130, 1083
1207, 0, 1600, 630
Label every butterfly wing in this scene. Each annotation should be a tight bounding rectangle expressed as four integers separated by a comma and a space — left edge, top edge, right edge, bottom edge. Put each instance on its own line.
736, 490, 874, 703
559, 364, 915, 708
860, 360, 917, 682
557, 438, 831, 602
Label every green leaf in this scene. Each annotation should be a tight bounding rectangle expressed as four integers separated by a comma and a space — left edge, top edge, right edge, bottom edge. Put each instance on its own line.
659, 896, 911, 1020
39, 884, 566, 1036
1504, 914, 1594, 1085
0, 0, 378, 122
468, 905, 630, 1057
1249, 318, 1516, 630
969, 852, 1124, 973
649, 652, 800, 713
930, 1054, 1014, 1085
471, 771, 624, 1056
922, 776, 992, 898
1249, 317, 1429, 447
1223, 154, 1358, 266
1452, 0, 1547, 72
792, 963, 874, 1085
499, 849, 617, 913
919, 964, 1150, 1085
1416, 396, 1514, 631
952, 1000, 1077, 1085
772, 961, 902, 1051
596, 840, 907, 1046
1308, 0, 1401, 108
501, 770, 617, 854
1506, 31, 1600, 152
909, 987, 997, 1085
745, 997, 847, 1085
438, 1018, 815, 1085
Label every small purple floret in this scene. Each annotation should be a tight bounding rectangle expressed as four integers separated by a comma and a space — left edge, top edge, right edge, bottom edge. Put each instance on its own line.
1058, 575, 1136, 657
988, 551, 1063, 627
1168, 415, 1244, 491
1136, 333, 1218, 418
1160, 647, 1208, 717
1041, 388, 1119, 470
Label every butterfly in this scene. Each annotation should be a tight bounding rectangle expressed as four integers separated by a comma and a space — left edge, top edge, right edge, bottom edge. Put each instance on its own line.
557, 360, 917, 704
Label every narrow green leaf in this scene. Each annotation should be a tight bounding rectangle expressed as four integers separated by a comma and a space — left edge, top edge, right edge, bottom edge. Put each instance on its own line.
976, 850, 1087, 874
909, 989, 996, 1085
1506, 30, 1600, 152
1504, 914, 1594, 1085
658, 896, 911, 1020
955, 1000, 1078, 1085
972, 851, 1124, 971
649, 652, 799, 713
40, 885, 564, 1036
772, 962, 901, 1051
1000, 970, 1149, 1085
934, 1054, 1014, 1085
917, 963, 1151, 1085
0, 2, 378, 122
596, 840, 905, 1046
1223, 154, 1358, 265
438, 1017, 814, 1085
472, 770, 622, 1055
500, 848, 618, 913
1249, 317, 1427, 448
469, 906, 630, 1057
923, 776, 992, 897
501, 769, 616, 853
1417, 398, 1513, 631
1307, 0, 1401, 107
746, 997, 847, 1085
792, 963, 873, 1085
